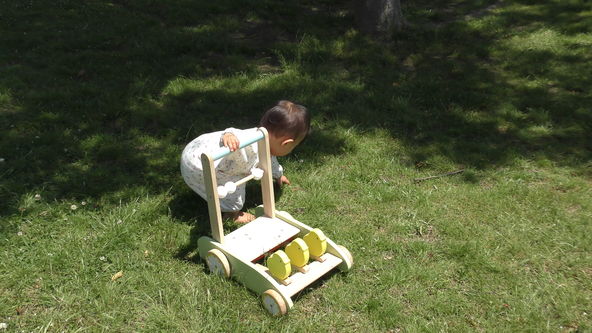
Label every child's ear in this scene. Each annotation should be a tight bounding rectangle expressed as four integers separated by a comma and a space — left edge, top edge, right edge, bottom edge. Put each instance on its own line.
281, 138, 295, 146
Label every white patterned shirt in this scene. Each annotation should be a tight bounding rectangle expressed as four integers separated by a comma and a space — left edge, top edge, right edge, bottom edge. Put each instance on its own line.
180, 127, 283, 211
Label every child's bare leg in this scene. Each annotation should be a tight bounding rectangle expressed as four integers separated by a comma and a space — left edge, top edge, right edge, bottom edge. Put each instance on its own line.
223, 211, 255, 223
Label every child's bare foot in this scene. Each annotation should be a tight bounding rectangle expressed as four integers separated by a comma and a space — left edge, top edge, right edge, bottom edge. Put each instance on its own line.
223, 211, 256, 224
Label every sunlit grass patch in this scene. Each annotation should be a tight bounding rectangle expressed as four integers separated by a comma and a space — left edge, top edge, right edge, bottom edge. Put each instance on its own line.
1, 0, 591, 331
506, 28, 565, 52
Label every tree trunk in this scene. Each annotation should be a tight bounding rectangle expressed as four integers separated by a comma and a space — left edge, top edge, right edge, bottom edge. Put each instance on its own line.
354, 0, 404, 35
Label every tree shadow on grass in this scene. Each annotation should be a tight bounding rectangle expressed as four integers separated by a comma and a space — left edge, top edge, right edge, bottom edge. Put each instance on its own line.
0, 0, 348, 218
1, 0, 590, 225
297, 0, 592, 173
170, 190, 209, 262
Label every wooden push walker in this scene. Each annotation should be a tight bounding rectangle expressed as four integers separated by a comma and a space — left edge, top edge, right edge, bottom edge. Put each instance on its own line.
197, 127, 353, 316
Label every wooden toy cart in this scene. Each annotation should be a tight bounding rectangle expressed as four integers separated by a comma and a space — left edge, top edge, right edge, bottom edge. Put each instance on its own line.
197, 127, 353, 315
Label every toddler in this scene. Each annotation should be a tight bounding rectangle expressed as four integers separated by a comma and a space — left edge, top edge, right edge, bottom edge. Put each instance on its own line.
181, 101, 310, 223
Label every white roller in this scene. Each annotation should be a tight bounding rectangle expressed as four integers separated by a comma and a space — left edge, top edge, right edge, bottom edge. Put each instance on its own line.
217, 185, 228, 198
219, 168, 264, 198
225, 181, 237, 194
251, 167, 264, 180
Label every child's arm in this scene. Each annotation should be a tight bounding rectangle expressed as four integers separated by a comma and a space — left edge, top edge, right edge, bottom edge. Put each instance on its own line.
221, 128, 289, 185
222, 132, 240, 151
220, 127, 256, 152
271, 157, 283, 179
272, 157, 290, 185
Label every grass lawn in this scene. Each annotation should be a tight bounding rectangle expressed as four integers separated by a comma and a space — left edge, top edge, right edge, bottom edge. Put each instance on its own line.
1, 0, 591, 331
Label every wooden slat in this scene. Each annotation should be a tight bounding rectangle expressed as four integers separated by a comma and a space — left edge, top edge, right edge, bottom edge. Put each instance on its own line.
279, 253, 342, 297
224, 217, 300, 262
257, 127, 275, 218
201, 153, 224, 243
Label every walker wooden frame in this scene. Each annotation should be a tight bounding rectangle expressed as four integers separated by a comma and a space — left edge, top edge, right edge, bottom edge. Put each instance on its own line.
197, 127, 353, 315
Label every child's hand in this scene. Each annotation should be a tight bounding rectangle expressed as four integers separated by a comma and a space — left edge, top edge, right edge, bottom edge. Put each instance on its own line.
277, 175, 291, 186
222, 133, 240, 151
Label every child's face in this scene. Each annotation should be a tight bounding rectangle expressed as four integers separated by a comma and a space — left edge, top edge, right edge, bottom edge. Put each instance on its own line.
269, 134, 304, 157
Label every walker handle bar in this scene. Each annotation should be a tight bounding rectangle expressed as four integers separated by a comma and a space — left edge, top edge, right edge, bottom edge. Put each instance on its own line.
210, 128, 265, 161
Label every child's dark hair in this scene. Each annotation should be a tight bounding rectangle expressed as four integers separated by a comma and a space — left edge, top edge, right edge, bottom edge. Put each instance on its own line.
259, 100, 311, 139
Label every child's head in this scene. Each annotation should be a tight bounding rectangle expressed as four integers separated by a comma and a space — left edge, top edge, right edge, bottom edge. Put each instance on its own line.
259, 100, 311, 156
